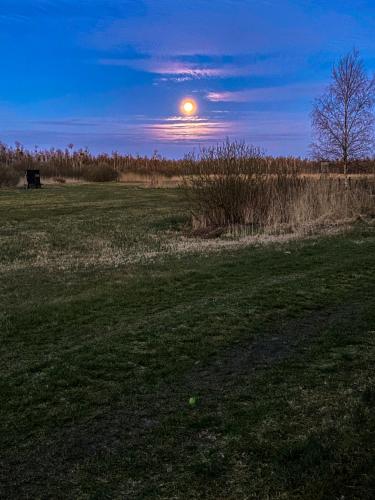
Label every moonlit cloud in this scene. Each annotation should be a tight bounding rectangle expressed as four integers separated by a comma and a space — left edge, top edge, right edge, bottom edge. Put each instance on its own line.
98, 53, 288, 80
0, 113, 239, 153
146, 117, 236, 143
99, 58, 225, 79
206, 83, 325, 103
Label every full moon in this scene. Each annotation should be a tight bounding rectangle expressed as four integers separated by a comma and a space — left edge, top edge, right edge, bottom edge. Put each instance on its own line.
180, 98, 197, 116
183, 101, 194, 113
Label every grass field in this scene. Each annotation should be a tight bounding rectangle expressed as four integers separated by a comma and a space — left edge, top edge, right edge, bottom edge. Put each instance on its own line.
1, 184, 375, 499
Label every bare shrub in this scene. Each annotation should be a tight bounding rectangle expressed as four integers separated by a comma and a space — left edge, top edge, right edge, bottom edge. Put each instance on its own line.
0, 165, 20, 187
185, 140, 267, 228
186, 141, 375, 235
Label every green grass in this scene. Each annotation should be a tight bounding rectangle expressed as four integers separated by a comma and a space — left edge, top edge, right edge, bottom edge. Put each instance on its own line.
0, 184, 374, 499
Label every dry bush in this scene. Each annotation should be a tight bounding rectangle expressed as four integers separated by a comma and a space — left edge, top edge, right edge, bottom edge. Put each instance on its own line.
186, 141, 375, 236
186, 141, 267, 227
0, 165, 20, 187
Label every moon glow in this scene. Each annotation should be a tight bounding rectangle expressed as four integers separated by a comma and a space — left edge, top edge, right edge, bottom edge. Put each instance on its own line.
180, 98, 197, 116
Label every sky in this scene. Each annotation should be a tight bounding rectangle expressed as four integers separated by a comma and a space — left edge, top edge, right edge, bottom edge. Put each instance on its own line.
0, 0, 374, 158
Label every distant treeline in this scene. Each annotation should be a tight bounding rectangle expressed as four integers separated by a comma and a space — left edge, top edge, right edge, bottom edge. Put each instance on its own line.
0, 141, 374, 186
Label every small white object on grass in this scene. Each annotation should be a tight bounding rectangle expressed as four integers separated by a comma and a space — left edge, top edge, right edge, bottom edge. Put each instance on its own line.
188, 396, 197, 407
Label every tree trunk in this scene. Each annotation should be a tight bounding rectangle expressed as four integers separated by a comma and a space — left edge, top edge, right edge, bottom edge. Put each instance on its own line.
343, 154, 349, 187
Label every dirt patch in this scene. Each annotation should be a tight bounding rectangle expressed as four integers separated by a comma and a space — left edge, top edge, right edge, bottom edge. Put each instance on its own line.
183, 305, 355, 398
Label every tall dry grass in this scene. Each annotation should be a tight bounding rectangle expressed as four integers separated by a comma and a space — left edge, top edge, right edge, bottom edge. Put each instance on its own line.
185, 141, 375, 236
0, 165, 20, 187
0, 141, 374, 184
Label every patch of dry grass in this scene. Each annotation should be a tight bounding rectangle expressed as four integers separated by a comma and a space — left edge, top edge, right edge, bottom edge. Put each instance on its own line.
0, 214, 364, 275
120, 172, 182, 187
186, 141, 374, 235
0, 182, 373, 277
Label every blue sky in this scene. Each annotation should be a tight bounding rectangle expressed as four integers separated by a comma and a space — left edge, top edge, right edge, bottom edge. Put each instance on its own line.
0, 0, 374, 157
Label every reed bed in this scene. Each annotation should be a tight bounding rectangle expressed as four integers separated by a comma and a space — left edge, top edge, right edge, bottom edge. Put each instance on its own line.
185, 141, 375, 236
0, 141, 374, 188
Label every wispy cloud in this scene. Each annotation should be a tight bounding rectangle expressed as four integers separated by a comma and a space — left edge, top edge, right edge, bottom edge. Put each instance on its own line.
99, 58, 225, 79
0, 14, 29, 24
145, 116, 237, 143
87, 0, 365, 57
85, 0, 373, 88
97, 52, 290, 81
206, 82, 325, 103
1, 107, 311, 156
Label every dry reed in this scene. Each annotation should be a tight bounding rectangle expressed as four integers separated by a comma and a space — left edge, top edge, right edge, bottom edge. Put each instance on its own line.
185, 141, 375, 236
0, 141, 374, 184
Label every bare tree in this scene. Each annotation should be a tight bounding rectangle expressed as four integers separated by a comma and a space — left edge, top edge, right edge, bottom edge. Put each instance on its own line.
311, 49, 375, 175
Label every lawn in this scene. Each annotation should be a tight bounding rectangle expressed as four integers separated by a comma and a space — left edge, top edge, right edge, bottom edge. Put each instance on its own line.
0, 184, 374, 499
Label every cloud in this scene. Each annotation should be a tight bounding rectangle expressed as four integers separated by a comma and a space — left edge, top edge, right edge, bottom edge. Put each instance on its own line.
146, 117, 236, 143
0, 14, 29, 24
206, 82, 325, 103
98, 52, 293, 82
32, 118, 100, 127
87, 0, 361, 58
87, 0, 366, 83
1, 108, 312, 156
99, 57, 225, 78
